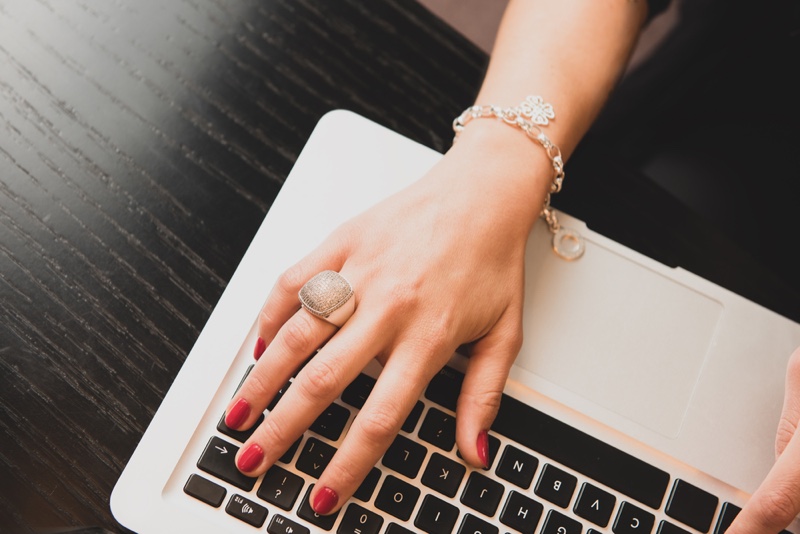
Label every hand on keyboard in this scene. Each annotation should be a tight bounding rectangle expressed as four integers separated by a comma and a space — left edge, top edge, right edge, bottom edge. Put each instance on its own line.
222, 128, 551, 514
727, 346, 800, 534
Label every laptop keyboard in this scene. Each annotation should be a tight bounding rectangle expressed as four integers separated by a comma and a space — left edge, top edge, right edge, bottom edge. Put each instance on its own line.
184, 364, 791, 534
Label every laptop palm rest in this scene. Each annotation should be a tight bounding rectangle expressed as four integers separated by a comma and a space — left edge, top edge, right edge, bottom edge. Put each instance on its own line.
518, 221, 722, 439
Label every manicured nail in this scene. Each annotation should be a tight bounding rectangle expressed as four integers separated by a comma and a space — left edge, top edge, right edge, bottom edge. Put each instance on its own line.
237, 443, 264, 472
477, 430, 490, 469
225, 398, 250, 429
253, 337, 266, 360
312, 486, 338, 515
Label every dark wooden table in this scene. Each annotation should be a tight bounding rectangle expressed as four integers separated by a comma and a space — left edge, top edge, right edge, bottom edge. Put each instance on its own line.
1, 1, 797, 533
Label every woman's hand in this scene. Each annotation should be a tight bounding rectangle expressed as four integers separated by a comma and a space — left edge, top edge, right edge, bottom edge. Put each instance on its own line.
728, 346, 800, 533
223, 122, 551, 514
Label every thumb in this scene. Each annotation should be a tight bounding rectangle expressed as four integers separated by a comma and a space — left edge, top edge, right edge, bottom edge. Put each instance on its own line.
776, 347, 800, 459
455, 309, 523, 469
726, 423, 800, 534
727, 347, 800, 534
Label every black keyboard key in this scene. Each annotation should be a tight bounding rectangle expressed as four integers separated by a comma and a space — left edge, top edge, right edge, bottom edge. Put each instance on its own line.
665, 479, 719, 533
492, 391, 670, 509
217, 412, 264, 443
425, 366, 464, 411
714, 502, 741, 534
353, 467, 381, 502
386, 523, 416, 534
535, 464, 577, 508
421, 452, 466, 498
297, 485, 340, 531
414, 494, 459, 534
402, 400, 424, 433
226, 493, 268, 528
382, 434, 427, 479
183, 474, 226, 507
269, 514, 310, 534
460, 471, 504, 517
496, 444, 538, 489
458, 513, 498, 534
342, 373, 376, 409
375, 474, 421, 521
197, 436, 257, 491
614, 502, 655, 534
279, 435, 302, 464
267, 380, 292, 411
419, 407, 457, 452
542, 509, 582, 534
431, 367, 670, 509
574, 482, 616, 527
658, 520, 691, 534
501, 491, 544, 533
338, 503, 384, 534
257, 465, 304, 510
296, 437, 337, 479
311, 402, 350, 441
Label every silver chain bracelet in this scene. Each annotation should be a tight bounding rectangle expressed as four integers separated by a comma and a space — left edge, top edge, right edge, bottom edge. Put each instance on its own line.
452, 96, 585, 261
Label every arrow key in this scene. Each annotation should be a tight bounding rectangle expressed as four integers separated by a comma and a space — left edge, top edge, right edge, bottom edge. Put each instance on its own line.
197, 436, 257, 491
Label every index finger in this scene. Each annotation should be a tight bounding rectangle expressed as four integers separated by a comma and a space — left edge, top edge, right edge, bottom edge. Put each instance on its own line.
727, 427, 800, 533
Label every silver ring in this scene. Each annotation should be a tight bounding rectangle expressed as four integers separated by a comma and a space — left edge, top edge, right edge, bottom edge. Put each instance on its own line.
298, 270, 355, 327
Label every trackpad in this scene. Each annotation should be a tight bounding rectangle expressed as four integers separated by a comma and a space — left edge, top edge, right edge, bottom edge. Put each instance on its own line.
515, 225, 723, 438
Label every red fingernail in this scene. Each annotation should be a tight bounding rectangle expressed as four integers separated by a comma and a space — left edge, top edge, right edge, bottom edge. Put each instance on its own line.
477, 430, 490, 469
312, 486, 338, 515
225, 398, 250, 429
253, 337, 266, 360
237, 443, 264, 472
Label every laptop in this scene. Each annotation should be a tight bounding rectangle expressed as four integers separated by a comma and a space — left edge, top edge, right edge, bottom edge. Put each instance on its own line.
111, 109, 800, 533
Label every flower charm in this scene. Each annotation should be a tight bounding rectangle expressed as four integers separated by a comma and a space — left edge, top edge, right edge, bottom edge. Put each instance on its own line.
519, 95, 555, 126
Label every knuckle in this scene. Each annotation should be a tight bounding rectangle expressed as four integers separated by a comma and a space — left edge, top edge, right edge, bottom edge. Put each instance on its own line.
277, 263, 307, 293
298, 359, 342, 402
354, 405, 402, 444
321, 460, 363, 491
281, 313, 315, 353
460, 387, 503, 414
257, 415, 291, 450
259, 307, 281, 332
244, 370, 272, 399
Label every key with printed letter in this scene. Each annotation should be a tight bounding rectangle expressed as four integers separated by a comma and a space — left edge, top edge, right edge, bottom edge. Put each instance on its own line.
382, 434, 427, 479
500, 490, 544, 533
421, 452, 466, 498
535, 464, 577, 508
460, 471, 504, 517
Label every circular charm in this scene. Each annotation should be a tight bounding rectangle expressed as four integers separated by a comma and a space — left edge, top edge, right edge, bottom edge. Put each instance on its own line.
552, 227, 585, 261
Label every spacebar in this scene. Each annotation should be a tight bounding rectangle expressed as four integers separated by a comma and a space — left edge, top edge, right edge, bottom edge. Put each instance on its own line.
425, 367, 670, 510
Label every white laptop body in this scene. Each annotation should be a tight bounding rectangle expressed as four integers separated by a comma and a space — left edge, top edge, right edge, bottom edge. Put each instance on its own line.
111, 110, 800, 533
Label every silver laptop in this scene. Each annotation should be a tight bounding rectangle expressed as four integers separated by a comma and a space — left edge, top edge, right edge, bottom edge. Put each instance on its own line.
111, 110, 800, 533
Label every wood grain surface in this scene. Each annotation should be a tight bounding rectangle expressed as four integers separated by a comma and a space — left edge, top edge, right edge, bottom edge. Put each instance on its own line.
0, 1, 485, 531
1, 1, 798, 533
